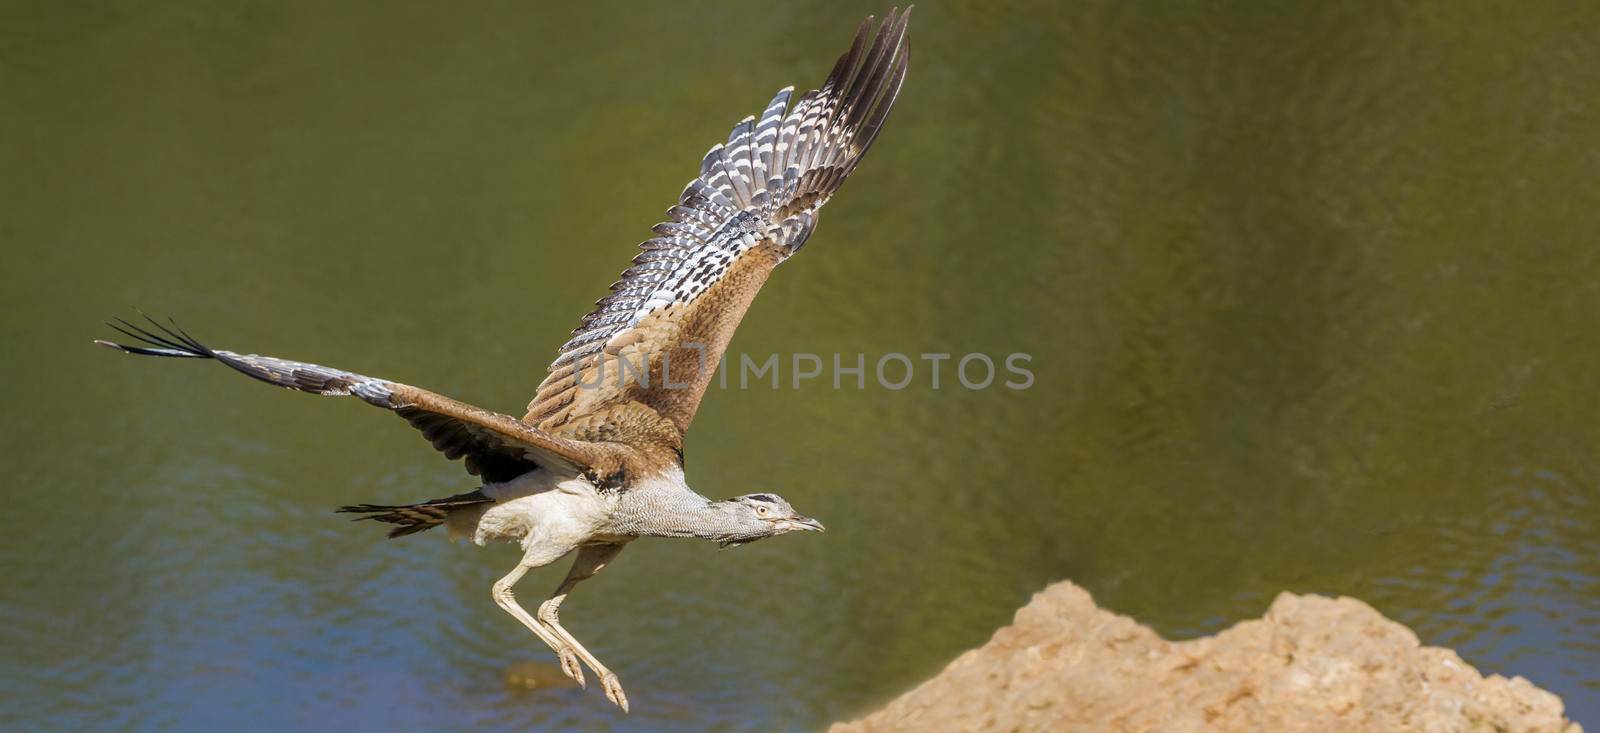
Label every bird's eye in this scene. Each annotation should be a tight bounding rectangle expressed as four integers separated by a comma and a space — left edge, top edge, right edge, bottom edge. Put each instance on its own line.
755, 506, 769, 517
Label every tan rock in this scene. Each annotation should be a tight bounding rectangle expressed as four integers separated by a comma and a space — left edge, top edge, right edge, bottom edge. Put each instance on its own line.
830, 582, 1580, 733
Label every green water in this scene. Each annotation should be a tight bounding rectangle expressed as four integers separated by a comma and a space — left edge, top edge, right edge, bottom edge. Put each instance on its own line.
4, 1, 1598, 730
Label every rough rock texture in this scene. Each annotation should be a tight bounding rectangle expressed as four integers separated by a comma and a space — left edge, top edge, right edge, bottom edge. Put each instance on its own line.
830, 582, 1580, 733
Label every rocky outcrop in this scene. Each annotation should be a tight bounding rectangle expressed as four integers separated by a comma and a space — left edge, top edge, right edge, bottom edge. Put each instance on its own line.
830, 581, 1580, 733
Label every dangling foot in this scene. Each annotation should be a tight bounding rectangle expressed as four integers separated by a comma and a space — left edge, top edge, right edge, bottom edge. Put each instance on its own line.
557, 647, 586, 688
600, 672, 628, 713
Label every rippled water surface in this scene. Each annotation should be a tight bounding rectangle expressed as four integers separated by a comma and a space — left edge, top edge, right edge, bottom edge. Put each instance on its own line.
4, 1, 1598, 730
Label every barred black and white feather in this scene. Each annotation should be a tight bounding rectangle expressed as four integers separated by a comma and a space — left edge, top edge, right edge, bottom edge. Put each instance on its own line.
337, 490, 493, 538
532, 8, 911, 424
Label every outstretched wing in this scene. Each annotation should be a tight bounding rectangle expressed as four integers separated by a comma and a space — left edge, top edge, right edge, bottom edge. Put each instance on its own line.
525, 9, 911, 439
98, 317, 625, 483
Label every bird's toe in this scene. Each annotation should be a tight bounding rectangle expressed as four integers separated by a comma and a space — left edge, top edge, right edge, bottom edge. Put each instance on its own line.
557, 648, 586, 688
601, 673, 628, 713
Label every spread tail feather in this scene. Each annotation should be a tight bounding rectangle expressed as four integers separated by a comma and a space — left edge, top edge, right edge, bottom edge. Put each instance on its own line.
337, 490, 493, 538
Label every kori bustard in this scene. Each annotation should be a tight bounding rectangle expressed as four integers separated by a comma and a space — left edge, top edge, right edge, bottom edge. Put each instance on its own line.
97, 9, 910, 712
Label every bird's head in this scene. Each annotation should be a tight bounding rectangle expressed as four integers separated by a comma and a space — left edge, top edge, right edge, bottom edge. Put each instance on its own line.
717, 493, 825, 548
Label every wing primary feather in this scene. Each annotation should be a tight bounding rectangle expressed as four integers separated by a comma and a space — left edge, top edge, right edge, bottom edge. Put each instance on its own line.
799, 14, 882, 171
842, 8, 901, 114
98, 324, 205, 358
107, 319, 188, 354
846, 25, 898, 123
851, 40, 909, 168
145, 313, 212, 356
824, 15, 874, 96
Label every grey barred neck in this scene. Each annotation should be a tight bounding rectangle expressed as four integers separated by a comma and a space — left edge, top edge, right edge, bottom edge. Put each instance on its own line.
606, 487, 771, 545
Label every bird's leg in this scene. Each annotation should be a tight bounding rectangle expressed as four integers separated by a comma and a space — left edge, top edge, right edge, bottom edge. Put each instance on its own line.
491, 561, 588, 688
538, 543, 628, 712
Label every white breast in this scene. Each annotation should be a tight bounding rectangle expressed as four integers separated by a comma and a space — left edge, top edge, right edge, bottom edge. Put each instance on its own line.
446, 469, 614, 552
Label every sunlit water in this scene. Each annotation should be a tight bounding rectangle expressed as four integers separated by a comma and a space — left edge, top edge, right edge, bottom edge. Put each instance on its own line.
3, 2, 1597, 730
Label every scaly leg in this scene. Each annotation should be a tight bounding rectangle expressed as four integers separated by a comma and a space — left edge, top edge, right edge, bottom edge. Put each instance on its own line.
537, 543, 628, 712
491, 562, 587, 688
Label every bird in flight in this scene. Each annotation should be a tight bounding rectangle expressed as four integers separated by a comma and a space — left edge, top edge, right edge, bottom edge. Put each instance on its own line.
97, 9, 910, 712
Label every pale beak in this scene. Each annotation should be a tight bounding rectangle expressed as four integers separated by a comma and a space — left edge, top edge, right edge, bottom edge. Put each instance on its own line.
788, 515, 825, 532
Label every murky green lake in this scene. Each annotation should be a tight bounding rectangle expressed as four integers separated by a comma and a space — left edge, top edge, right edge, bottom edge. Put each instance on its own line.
4, 1, 1597, 730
